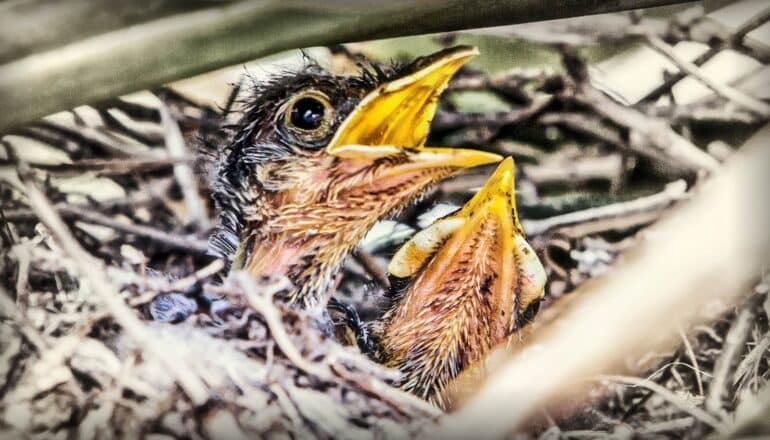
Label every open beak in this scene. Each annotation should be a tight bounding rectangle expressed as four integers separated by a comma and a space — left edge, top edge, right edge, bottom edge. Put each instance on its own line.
388, 157, 546, 334
326, 45, 501, 169
380, 158, 546, 408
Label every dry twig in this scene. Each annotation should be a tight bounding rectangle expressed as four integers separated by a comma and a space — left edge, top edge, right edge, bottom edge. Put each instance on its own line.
159, 102, 210, 230
705, 295, 759, 417
646, 35, 770, 118
522, 180, 687, 236
602, 375, 726, 431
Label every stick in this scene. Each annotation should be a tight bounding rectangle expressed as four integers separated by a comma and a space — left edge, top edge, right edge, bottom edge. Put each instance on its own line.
522, 180, 687, 236
0, 0, 696, 132
558, 47, 722, 175
642, 5, 770, 102
234, 272, 331, 380
576, 84, 722, 174
0, 285, 49, 353
602, 375, 725, 431
352, 248, 390, 291
56, 204, 208, 254
29, 157, 184, 177
704, 296, 758, 417
646, 35, 770, 118
159, 102, 210, 230
679, 327, 704, 396
432, 95, 552, 131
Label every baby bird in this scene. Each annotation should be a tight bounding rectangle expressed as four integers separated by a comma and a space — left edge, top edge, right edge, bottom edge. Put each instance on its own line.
209, 46, 501, 310
377, 158, 546, 409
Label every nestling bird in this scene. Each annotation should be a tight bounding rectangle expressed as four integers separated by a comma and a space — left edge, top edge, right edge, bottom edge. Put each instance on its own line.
209, 46, 501, 309
374, 157, 546, 409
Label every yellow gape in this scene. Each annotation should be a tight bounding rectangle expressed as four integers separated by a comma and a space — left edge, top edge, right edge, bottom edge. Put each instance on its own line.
382, 157, 547, 409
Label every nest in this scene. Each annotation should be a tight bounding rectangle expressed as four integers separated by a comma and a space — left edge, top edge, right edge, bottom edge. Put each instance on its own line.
2, 5, 769, 438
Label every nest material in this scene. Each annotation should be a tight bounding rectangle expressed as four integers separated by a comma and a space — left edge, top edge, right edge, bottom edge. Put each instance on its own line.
2, 5, 770, 438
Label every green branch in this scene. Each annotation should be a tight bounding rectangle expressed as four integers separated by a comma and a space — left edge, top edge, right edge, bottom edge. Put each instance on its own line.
0, 0, 694, 132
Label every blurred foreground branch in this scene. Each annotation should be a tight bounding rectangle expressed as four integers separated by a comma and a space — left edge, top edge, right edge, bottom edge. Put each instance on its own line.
439, 124, 770, 437
0, 0, 694, 132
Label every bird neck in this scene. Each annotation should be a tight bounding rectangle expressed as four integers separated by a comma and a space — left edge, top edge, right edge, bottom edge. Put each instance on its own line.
245, 233, 343, 305
241, 208, 370, 308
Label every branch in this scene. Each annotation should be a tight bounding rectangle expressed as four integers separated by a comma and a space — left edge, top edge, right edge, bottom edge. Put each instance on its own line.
3, 203, 209, 254
0, 0, 695, 132
705, 295, 759, 417
603, 375, 725, 431
0, 0, 231, 64
352, 248, 390, 291
576, 83, 722, 174
159, 101, 210, 230
522, 180, 688, 237
59, 205, 210, 254
646, 35, 770, 118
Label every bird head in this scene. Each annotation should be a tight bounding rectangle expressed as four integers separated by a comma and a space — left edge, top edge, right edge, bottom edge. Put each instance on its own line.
210, 46, 501, 308
382, 157, 546, 408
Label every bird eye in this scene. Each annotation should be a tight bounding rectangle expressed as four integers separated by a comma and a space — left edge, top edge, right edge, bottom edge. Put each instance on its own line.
291, 97, 326, 130
285, 91, 333, 135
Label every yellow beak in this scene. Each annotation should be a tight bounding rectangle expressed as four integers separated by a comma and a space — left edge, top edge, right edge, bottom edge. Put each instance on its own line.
388, 157, 545, 314
380, 157, 546, 408
326, 46, 501, 169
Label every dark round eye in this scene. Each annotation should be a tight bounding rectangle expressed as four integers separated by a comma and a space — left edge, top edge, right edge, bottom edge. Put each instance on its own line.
290, 97, 327, 131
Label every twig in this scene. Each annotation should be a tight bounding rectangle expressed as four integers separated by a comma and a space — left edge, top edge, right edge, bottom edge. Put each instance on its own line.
641, 45, 722, 104
522, 180, 687, 236
538, 112, 625, 147
165, 259, 225, 293
522, 154, 624, 187
22, 174, 210, 405
352, 248, 390, 291
127, 259, 225, 306
30, 157, 184, 177
270, 383, 308, 433
2, 177, 175, 222
576, 84, 722, 174
328, 362, 441, 420
646, 35, 770, 118
679, 326, 704, 396
54, 204, 208, 254
642, 5, 770, 102
731, 6, 770, 47
431, 95, 551, 131
705, 295, 758, 417
646, 102, 760, 125
734, 329, 770, 390
601, 375, 726, 432
234, 272, 331, 380
447, 68, 549, 92
558, 47, 722, 174
37, 119, 158, 158
0, 285, 49, 353
638, 417, 694, 434
159, 102, 210, 230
